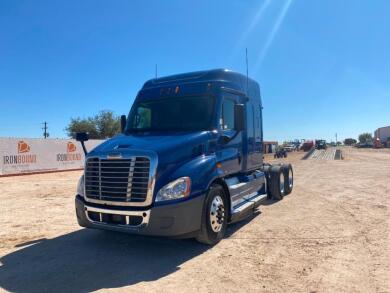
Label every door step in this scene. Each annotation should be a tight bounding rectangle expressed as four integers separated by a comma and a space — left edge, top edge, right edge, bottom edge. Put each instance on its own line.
226, 171, 266, 209
230, 193, 267, 223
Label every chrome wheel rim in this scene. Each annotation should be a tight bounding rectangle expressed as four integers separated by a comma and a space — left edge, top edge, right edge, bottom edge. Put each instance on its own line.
280, 172, 285, 194
210, 195, 225, 232
288, 169, 293, 188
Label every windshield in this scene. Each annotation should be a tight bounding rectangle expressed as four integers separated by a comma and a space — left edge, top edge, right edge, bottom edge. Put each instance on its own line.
126, 96, 215, 132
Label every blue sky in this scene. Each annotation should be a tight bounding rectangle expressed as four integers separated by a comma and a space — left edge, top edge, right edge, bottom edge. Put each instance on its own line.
0, 0, 389, 142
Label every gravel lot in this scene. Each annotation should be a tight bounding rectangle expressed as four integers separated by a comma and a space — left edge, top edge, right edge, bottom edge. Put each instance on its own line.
0, 147, 389, 293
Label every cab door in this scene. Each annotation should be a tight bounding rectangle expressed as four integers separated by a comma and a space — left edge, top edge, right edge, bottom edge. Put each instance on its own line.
216, 93, 243, 176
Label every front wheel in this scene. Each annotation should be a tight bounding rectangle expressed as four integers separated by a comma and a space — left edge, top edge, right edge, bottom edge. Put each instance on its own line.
196, 184, 228, 245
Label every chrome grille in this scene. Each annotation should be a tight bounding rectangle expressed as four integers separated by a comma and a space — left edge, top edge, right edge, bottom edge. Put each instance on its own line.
85, 157, 150, 202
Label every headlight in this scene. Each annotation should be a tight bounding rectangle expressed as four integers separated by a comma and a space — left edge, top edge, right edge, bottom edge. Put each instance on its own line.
156, 177, 191, 202
77, 175, 85, 197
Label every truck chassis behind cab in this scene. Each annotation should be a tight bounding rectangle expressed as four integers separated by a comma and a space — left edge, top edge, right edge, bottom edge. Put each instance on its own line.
75, 69, 293, 245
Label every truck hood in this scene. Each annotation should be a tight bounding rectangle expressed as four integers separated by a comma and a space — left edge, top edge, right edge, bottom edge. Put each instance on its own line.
88, 131, 213, 166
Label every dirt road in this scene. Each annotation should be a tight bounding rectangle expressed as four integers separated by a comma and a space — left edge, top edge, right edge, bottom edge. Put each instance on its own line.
0, 147, 389, 292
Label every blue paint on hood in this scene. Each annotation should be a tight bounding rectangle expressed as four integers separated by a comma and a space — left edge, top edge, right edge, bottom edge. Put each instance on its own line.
88, 130, 214, 171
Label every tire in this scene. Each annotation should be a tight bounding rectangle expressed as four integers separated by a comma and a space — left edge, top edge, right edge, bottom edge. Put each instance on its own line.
269, 165, 285, 200
196, 184, 228, 245
282, 164, 293, 195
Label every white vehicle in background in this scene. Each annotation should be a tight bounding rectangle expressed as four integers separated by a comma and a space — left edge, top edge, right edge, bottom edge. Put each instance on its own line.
284, 144, 296, 152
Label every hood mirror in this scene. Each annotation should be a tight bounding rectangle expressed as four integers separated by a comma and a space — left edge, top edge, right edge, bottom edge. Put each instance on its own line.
120, 115, 127, 133
76, 132, 89, 155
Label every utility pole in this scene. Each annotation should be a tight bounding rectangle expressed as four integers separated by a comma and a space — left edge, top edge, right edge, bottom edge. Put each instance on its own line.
42, 122, 49, 139
335, 133, 337, 144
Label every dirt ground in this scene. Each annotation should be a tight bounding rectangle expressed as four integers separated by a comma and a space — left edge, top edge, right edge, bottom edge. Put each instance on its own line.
0, 147, 389, 293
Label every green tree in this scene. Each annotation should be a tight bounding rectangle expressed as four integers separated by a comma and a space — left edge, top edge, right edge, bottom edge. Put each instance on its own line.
344, 138, 357, 145
358, 132, 373, 144
95, 110, 121, 138
66, 110, 121, 139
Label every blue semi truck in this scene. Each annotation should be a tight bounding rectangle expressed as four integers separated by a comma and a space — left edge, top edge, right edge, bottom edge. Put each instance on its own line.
75, 69, 293, 245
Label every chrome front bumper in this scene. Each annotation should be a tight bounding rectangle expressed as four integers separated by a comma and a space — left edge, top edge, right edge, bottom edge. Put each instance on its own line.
75, 194, 205, 237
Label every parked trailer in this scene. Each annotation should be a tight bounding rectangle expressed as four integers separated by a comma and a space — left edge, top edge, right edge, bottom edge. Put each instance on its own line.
301, 140, 314, 152
74, 69, 294, 245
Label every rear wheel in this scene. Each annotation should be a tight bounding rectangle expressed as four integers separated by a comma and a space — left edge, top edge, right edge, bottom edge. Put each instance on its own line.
283, 164, 293, 195
268, 165, 285, 200
196, 184, 228, 245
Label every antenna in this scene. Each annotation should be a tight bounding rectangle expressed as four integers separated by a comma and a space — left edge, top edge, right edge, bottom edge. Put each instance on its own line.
155, 64, 158, 79
245, 48, 249, 95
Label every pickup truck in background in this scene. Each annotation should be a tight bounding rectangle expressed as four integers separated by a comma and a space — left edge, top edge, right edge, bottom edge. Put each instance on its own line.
75, 69, 293, 245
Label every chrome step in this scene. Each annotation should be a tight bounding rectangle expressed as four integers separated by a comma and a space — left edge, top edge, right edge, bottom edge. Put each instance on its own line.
230, 193, 267, 222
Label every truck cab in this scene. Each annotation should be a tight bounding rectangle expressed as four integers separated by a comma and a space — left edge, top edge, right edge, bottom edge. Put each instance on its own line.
75, 69, 293, 245
315, 139, 327, 150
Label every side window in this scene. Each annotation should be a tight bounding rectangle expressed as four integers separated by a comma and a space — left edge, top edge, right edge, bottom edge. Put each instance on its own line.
133, 106, 151, 128
221, 98, 235, 130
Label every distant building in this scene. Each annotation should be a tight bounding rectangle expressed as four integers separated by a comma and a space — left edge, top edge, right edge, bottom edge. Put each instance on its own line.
263, 141, 278, 153
374, 126, 390, 144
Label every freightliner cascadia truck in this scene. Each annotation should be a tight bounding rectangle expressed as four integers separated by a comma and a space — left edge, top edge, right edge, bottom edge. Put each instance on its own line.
75, 69, 293, 245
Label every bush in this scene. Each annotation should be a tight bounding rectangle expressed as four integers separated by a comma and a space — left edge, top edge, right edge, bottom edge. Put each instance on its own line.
66, 110, 121, 139
344, 138, 357, 146
358, 133, 373, 144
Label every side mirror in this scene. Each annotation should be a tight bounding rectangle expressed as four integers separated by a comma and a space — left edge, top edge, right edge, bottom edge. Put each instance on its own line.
75, 132, 89, 155
120, 115, 127, 133
234, 104, 245, 131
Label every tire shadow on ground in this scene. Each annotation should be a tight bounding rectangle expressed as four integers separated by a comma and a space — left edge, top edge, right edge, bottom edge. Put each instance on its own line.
0, 229, 208, 293
225, 210, 261, 237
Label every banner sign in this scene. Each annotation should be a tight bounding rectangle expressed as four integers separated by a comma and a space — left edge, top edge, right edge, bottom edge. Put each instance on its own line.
0, 138, 104, 176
